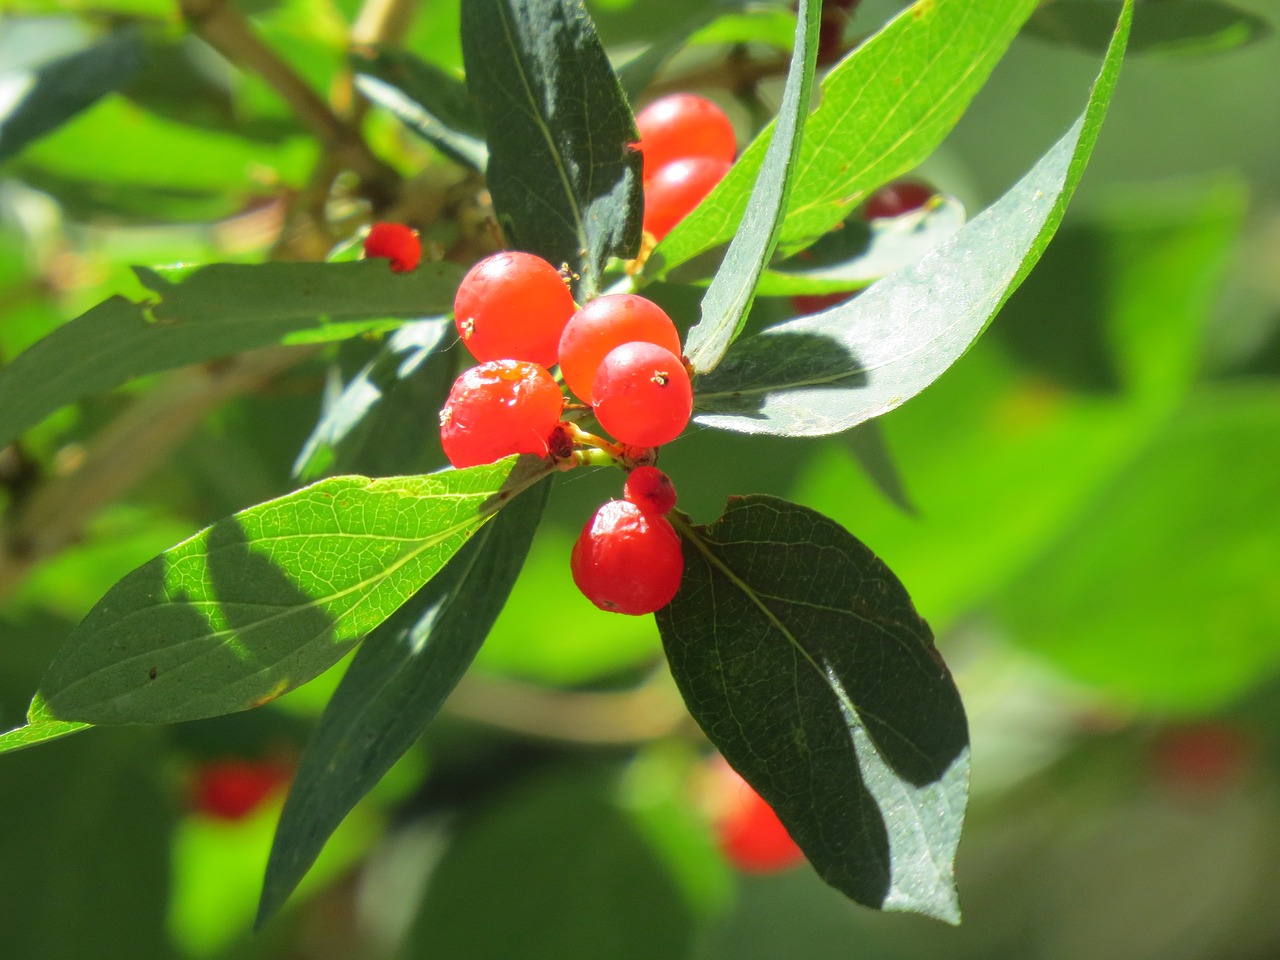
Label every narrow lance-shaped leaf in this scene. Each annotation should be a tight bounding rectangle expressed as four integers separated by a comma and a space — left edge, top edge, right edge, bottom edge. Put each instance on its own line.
693, 0, 1133, 436
257, 475, 550, 925
34, 456, 552, 726
0, 29, 146, 163
683, 0, 820, 373
0, 259, 462, 451
461, 0, 642, 299
0, 718, 91, 757
657, 496, 969, 922
645, 0, 1040, 279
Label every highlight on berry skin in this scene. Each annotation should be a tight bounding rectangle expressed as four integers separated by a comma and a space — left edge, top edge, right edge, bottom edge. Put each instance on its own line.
634, 92, 736, 182
624, 465, 677, 516
592, 341, 693, 448
570, 498, 684, 615
558, 294, 682, 405
453, 251, 577, 369
439, 360, 565, 468
642, 156, 732, 241
363, 222, 421, 273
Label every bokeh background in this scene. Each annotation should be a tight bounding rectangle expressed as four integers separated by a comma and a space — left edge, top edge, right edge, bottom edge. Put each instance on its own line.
2, 0, 1279, 957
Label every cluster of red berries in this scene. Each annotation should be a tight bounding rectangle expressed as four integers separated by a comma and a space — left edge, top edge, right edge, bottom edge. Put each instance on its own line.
635, 93, 737, 241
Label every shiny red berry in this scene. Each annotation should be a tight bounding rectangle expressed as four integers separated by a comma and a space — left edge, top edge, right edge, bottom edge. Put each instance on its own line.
592, 342, 692, 448
191, 759, 292, 821
570, 499, 683, 615
364, 222, 421, 273
635, 93, 736, 182
558, 294, 682, 405
624, 465, 677, 515
453, 251, 577, 368
863, 179, 935, 220
439, 360, 564, 468
643, 156, 732, 241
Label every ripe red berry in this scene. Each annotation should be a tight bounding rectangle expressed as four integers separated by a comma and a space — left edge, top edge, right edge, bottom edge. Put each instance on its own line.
453, 251, 577, 368
624, 465, 677, 515
592, 341, 692, 448
191, 759, 292, 821
643, 156, 732, 241
558, 294, 682, 405
711, 760, 804, 873
863, 179, 935, 220
634, 93, 736, 182
570, 499, 683, 615
439, 360, 564, 468
363, 222, 421, 273
790, 291, 854, 315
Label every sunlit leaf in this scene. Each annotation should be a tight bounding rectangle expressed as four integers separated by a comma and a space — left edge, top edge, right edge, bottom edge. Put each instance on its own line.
657, 496, 969, 922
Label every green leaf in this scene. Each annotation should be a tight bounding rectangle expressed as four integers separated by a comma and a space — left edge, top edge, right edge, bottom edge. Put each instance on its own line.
461, 0, 642, 298
645, 0, 1041, 278
0, 259, 463, 451
1026, 0, 1269, 56
615, 12, 716, 103
692, 1, 1133, 436
0, 28, 146, 164
656, 496, 969, 922
402, 767, 697, 959
34, 457, 552, 725
683, 0, 820, 373
352, 48, 488, 172
0, 717, 91, 755
997, 384, 1280, 711
256, 476, 549, 925
293, 318, 452, 480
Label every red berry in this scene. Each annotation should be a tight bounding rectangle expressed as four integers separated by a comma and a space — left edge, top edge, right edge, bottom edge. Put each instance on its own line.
364, 222, 421, 273
592, 342, 692, 448
454, 251, 577, 368
558, 294, 682, 405
1150, 722, 1255, 793
863, 179, 935, 220
570, 499, 683, 615
635, 93, 736, 182
192, 759, 291, 821
711, 760, 804, 873
624, 465, 677, 515
439, 360, 564, 468
643, 157, 732, 241
790, 291, 854, 315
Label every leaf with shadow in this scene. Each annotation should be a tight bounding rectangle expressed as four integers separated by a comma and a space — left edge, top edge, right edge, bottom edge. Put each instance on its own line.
33, 458, 552, 725
257, 475, 549, 924
657, 496, 969, 922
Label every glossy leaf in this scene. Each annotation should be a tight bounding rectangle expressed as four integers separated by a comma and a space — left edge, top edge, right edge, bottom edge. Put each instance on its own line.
0, 259, 463, 451
692, 1, 1132, 436
657, 496, 969, 921
0, 29, 145, 163
293, 318, 452, 480
402, 768, 697, 959
352, 48, 488, 171
683, 0, 819, 373
461, 0, 642, 298
0, 717, 91, 756
256, 476, 549, 925
34, 457, 552, 725
646, 0, 1040, 278
1026, 0, 1269, 56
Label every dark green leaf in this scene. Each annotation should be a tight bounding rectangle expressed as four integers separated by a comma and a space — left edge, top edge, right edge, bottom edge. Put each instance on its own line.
293, 318, 452, 480
352, 48, 488, 171
683, 0, 820, 373
257, 477, 549, 925
34, 457, 552, 725
693, 2, 1132, 436
402, 767, 697, 959
997, 384, 1280, 710
657, 496, 969, 921
461, 0, 642, 298
645, 0, 1041, 279
0, 259, 463, 451
0, 29, 145, 164
1026, 0, 1269, 56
